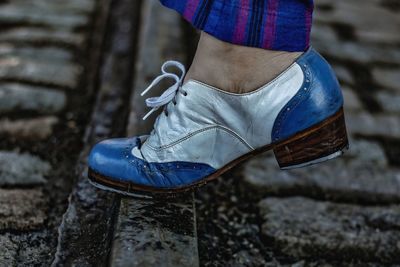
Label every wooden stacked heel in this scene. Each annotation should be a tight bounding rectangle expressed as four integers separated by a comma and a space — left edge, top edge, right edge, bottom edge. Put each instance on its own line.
273, 108, 348, 169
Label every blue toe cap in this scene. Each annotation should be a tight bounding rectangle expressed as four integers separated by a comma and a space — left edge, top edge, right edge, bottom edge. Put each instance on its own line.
88, 137, 216, 188
88, 137, 135, 180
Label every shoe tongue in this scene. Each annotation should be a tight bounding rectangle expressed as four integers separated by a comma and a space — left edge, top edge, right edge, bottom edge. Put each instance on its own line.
136, 135, 150, 147
144, 80, 216, 148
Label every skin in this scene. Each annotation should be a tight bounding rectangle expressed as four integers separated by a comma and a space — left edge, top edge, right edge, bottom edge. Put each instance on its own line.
184, 32, 303, 94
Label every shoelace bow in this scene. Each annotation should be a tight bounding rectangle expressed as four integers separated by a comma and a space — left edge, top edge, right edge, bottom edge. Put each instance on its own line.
141, 61, 186, 120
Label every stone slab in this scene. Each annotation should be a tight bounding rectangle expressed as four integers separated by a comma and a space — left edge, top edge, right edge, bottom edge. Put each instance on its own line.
0, 116, 59, 140
0, 151, 50, 186
111, 197, 198, 267
342, 87, 363, 111
9, 231, 52, 266
0, 45, 74, 63
0, 56, 82, 89
314, 1, 400, 44
332, 64, 355, 85
0, 83, 66, 114
111, 1, 199, 267
376, 91, 400, 113
0, 188, 47, 230
372, 67, 400, 92
0, 5, 89, 29
259, 197, 400, 262
195, 176, 271, 267
0, 234, 18, 266
346, 111, 400, 138
311, 24, 338, 43
312, 35, 400, 65
243, 139, 400, 204
12, 0, 96, 14
0, 28, 85, 48
0, 231, 53, 266
51, 0, 139, 265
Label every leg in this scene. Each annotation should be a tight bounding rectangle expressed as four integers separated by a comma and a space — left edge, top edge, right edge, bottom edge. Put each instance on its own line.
163, 0, 313, 93
185, 32, 302, 93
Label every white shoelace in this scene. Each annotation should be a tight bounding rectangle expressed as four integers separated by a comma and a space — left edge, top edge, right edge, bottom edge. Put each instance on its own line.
141, 61, 186, 120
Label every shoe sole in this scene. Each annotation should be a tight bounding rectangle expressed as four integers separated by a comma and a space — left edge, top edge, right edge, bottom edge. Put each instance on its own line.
88, 108, 349, 198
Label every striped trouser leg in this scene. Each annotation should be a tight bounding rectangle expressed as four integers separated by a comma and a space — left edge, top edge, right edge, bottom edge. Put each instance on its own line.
159, 0, 314, 52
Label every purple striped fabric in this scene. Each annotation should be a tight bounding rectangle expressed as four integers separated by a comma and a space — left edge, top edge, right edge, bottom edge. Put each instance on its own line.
262, 0, 278, 48
305, 4, 314, 49
183, 0, 200, 21
159, 0, 314, 52
232, 0, 250, 45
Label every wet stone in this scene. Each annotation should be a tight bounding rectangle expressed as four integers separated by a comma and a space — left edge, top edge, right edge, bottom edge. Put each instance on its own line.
12, 0, 96, 14
346, 111, 400, 138
376, 91, 400, 113
0, 56, 82, 89
312, 1, 400, 64
342, 87, 363, 111
0, 188, 47, 230
52, 0, 139, 262
372, 67, 400, 91
311, 24, 338, 43
312, 37, 400, 65
347, 138, 388, 166
0, 116, 59, 140
0, 234, 18, 266
288, 261, 388, 267
0, 45, 74, 63
227, 250, 268, 267
332, 64, 355, 85
355, 22, 400, 45
109, 2, 198, 266
0, 231, 52, 266
0, 28, 86, 48
111, 197, 199, 267
196, 174, 274, 266
52, 174, 127, 265
0, 151, 50, 186
0, 4, 90, 29
259, 197, 400, 262
0, 83, 66, 114
314, 1, 400, 44
9, 231, 52, 266
243, 139, 400, 204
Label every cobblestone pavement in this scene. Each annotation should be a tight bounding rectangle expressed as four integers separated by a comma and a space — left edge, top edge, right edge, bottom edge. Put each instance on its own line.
196, 0, 400, 266
0, 0, 399, 266
0, 0, 102, 265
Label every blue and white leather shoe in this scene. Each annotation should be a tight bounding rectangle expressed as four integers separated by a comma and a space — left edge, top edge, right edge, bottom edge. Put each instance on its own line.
88, 48, 348, 197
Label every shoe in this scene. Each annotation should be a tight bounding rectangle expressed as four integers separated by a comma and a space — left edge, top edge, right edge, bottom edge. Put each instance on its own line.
88, 48, 349, 197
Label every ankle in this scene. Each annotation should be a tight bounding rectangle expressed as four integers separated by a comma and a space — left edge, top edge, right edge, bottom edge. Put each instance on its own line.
184, 32, 302, 93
